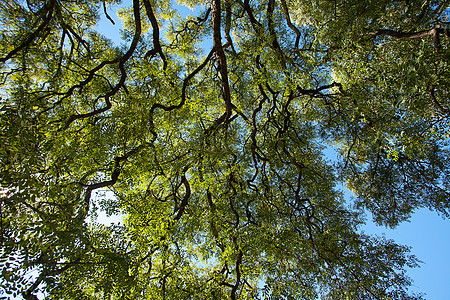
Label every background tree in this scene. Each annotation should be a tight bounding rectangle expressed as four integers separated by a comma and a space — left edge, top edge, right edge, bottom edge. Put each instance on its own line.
0, 0, 448, 298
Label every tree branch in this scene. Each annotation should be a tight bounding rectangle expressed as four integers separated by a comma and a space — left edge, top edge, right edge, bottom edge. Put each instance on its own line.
0, 0, 54, 63
429, 86, 449, 114
61, 0, 142, 130
210, 0, 233, 130
142, 0, 167, 70
103, 1, 115, 25
150, 49, 215, 114
281, 0, 301, 48
366, 27, 448, 50
173, 168, 191, 221
76, 143, 148, 218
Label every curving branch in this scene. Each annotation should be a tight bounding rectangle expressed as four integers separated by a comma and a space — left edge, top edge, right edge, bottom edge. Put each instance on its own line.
76, 143, 149, 218
61, 0, 142, 130
366, 27, 449, 50
230, 248, 243, 300
209, 0, 233, 131
281, 0, 301, 48
266, 0, 285, 65
150, 49, 215, 114
173, 168, 191, 221
103, 1, 115, 25
207, 190, 225, 251
224, 0, 235, 51
142, 0, 167, 70
242, 0, 263, 32
60, 21, 91, 55
0, 0, 55, 63
171, 8, 211, 42
295, 82, 344, 97
243, 0, 287, 67
23, 260, 80, 299
429, 86, 450, 114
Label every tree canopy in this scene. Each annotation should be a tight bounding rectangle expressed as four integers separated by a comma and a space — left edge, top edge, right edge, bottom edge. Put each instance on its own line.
0, 0, 449, 298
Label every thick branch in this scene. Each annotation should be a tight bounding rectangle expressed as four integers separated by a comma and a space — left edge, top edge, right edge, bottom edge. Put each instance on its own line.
243, 0, 263, 32
230, 249, 243, 300
142, 0, 167, 70
211, 0, 233, 128
173, 168, 191, 221
367, 27, 448, 50
267, 0, 283, 61
295, 82, 344, 97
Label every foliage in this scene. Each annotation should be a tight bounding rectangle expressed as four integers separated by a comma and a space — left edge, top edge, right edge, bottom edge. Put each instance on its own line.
0, 0, 448, 298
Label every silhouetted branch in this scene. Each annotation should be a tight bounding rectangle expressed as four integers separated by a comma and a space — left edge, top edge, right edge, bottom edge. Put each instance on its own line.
366, 27, 448, 50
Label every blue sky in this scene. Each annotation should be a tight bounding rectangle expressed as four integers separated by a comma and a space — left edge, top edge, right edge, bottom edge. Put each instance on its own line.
363, 209, 450, 299
95, 2, 450, 299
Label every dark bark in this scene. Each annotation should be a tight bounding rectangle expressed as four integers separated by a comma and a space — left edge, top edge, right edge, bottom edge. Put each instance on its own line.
210, 0, 233, 131
367, 28, 448, 50
142, 0, 167, 70
62, 0, 143, 130
0, 1, 55, 63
